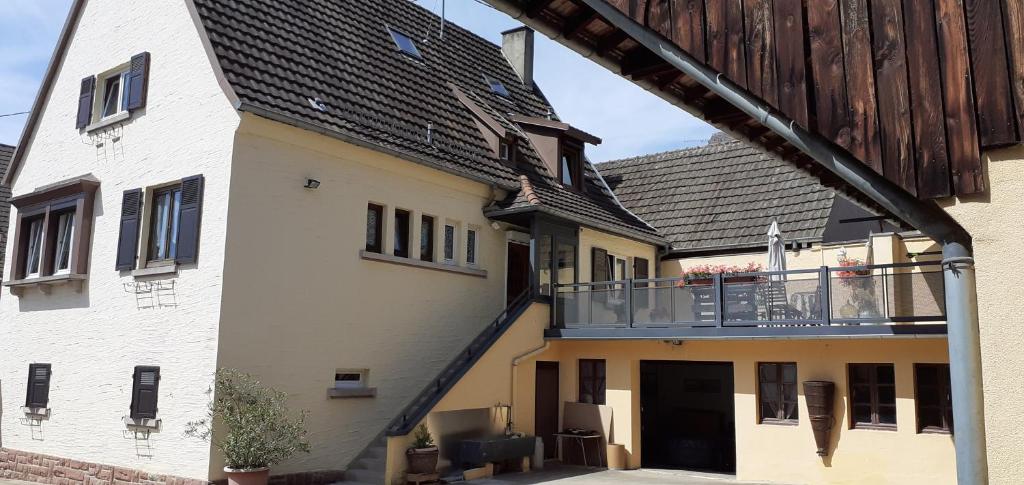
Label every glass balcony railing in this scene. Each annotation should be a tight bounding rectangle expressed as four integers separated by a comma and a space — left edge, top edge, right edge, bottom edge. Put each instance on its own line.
554, 262, 946, 329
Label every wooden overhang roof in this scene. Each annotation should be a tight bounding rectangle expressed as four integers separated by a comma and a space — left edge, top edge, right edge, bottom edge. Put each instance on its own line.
488, 0, 1024, 217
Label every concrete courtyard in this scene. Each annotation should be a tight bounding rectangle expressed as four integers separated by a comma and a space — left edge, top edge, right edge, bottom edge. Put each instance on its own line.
467, 466, 787, 484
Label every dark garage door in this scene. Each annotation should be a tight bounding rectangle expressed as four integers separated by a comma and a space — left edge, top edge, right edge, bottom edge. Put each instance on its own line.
640, 361, 736, 472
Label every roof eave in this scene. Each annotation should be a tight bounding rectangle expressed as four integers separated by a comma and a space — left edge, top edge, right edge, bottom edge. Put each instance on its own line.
485, 204, 667, 246
238, 103, 520, 192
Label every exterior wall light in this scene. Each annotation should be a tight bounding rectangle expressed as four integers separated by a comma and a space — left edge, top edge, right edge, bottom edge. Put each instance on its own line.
304, 178, 321, 189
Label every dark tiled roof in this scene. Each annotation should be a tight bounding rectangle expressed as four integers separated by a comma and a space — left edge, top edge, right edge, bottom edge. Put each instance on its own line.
192, 0, 659, 242
599, 140, 836, 252
0, 144, 13, 281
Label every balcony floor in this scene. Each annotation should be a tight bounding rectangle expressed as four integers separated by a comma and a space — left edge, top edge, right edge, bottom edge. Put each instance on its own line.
546, 323, 948, 340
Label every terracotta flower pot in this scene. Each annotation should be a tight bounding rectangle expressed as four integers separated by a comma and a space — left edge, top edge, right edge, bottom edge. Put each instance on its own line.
406, 446, 439, 474
224, 467, 270, 485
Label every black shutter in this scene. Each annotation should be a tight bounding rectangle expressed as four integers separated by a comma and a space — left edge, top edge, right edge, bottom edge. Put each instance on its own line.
25, 363, 52, 408
591, 247, 609, 282
175, 175, 204, 264
76, 76, 95, 129
130, 366, 160, 419
125, 52, 151, 111
115, 189, 143, 270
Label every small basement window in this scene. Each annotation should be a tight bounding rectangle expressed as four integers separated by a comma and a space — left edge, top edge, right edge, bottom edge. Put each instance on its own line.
335, 371, 367, 389
388, 27, 422, 59
484, 75, 510, 97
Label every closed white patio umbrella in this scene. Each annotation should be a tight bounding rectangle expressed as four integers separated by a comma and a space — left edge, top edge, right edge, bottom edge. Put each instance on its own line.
767, 220, 787, 278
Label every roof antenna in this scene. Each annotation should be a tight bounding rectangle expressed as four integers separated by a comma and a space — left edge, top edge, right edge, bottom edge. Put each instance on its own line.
426, 121, 434, 145
440, 0, 446, 40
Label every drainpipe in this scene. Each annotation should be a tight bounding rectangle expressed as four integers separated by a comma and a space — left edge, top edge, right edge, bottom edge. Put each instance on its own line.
482, 1, 988, 482
511, 342, 550, 432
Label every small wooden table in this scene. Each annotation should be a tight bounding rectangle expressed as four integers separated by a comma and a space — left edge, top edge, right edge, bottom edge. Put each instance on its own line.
554, 432, 605, 467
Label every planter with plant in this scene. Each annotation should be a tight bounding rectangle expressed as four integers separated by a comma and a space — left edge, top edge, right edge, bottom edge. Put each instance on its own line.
406, 424, 439, 475
676, 263, 765, 286
185, 369, 310, 485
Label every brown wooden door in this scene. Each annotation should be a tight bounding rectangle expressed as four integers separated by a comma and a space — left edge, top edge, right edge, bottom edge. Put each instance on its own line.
535, 361, 560, 459
507, 241, 531, 302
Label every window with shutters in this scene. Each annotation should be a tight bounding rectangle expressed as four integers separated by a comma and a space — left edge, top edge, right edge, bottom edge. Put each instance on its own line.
78, 53, 150, 131
25, 363, 52, 409
758, 362, 799, 424
130, 366, 160, 419
915, 364, 953, 434
116, 175, 204, 271
578, 359, 606, 405
5, 177, 99, 291
848, 363, 897, 430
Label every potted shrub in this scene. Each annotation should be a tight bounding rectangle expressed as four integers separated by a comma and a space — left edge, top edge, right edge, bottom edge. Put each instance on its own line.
185, 369, 310, 485
676, 262, 764, 286
406, 424, 439, 475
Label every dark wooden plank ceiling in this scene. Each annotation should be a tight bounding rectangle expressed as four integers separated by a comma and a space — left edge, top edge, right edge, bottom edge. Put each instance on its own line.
512, 0, 1024, 202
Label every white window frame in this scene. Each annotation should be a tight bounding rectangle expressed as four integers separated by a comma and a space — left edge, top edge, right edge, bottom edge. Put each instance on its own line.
138, 180, 185, 268
466, 226, 480, 266
606, 253, 628, 280
94, 64, 131, 123
52, 211, 76, 275
443, 221, 459, 264
334, 369, 369, 389
24, 218, 45, 279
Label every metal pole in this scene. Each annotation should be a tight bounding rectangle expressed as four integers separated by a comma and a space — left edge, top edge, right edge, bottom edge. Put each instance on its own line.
943, 242, 988, 485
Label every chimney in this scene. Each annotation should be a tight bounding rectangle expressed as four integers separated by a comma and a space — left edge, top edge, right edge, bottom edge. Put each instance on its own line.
502, 27, 534, 89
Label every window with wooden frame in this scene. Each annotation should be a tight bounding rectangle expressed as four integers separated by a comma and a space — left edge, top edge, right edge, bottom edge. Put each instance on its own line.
115, 175, 204, 271
6, 177, 99, 290
578, 359, 606, 405
366, 203, 384, 253
848, 363, 897, 429
420, 215, 435, 262
559, 141, 583, 190
393, 209, 411, 258
915, 364, 953, 434
130, 366, 160, 420
758, 362, 798, 424
76, 52, 150, 130
25, 363, 52, 409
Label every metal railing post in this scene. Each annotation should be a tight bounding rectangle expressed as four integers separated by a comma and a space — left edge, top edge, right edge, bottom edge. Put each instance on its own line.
626, 279, 635, 328
881, 266, 890, 319
713, 273, 724, 327
670, 280, 677, 324
819, 266, 831, 325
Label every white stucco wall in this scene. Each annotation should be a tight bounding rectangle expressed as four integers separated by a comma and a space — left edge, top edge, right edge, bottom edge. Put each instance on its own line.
215, 115, 508, 477
0, 0, 238, 480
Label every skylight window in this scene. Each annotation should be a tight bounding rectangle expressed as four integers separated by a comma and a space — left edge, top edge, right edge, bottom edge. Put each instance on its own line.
388, 27, 422, 59
484, 75, 510, 97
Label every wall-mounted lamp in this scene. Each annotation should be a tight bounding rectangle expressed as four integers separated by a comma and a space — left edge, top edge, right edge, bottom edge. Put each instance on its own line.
304, 178, 321, 189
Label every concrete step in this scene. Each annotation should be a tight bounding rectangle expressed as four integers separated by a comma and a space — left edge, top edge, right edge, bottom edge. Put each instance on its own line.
351, 456, 385, 471
344, 468, 384, 484
363, 445, 387, 460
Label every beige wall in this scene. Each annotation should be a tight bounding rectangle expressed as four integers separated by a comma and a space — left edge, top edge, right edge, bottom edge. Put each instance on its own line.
939, 145, 1024, 484
579, 227, 658, 282
217, 115, 510, 477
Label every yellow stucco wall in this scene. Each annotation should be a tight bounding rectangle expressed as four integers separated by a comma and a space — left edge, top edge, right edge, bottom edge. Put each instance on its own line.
543, 339, 953, 484
939, 145, 1024, 484
579, 227, 659, 281
217, 114, 511, 477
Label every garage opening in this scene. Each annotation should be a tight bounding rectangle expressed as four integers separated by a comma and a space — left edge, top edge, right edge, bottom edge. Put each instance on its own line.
640, 361, 736, 473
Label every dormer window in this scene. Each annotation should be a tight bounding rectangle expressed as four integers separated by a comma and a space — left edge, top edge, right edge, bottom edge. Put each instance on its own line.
499, 140, 511, 161
484, 75, 510, 97
388, 27, 422, 59
559, 142, 583, 190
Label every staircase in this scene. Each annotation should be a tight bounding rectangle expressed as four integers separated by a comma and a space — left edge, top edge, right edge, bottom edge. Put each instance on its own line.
339, 436, 387, 485
337, 290, 534, 484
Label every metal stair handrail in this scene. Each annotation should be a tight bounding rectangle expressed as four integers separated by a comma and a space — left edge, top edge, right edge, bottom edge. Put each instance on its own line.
385, 289, 534, 436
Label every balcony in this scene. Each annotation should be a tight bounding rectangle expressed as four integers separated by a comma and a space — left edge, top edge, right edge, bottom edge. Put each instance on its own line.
549, 262, 948, 339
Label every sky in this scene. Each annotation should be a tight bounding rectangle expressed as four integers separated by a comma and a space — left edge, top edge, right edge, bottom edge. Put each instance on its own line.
0, 0, 715, 162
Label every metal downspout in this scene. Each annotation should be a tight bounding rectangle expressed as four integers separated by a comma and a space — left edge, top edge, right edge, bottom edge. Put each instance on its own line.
483, 1, 988, 482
